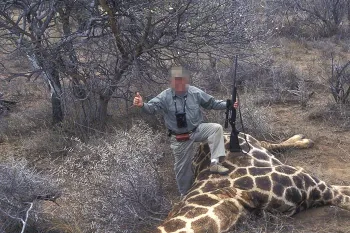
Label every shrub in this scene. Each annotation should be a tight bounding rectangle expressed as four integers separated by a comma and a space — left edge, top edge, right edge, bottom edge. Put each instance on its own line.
308, 102, 350, 129
52, 121, 171, 233
235, 94, 279, 140
329, 60, 350, 104
0, 158, 60, 232
275, 0, 349, 39
248, 63, 313, 107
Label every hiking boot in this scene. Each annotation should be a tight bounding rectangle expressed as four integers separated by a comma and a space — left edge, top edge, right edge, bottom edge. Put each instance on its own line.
210, 162, 229, 175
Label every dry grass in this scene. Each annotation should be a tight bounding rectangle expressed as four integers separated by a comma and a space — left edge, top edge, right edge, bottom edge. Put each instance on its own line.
0, 157, 60, 233
229, 211, 296, 233
1, 18, 350, 233
0, 78, 51, 138
41, 121, 171, 233
308, 102, 350, 129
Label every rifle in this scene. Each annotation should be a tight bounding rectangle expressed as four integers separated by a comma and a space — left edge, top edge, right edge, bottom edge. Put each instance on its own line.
224, 55, 242, 152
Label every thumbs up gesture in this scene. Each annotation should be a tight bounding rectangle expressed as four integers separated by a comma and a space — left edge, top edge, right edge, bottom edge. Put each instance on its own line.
133, 92, 144, 107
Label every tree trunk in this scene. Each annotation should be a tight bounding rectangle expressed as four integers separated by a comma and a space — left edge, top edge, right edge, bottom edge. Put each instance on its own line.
51, 91, 63, 124
348, 1, 350, 22
99, 96, 110, 128
26, 52, 64, 125
50, 67, 64, 124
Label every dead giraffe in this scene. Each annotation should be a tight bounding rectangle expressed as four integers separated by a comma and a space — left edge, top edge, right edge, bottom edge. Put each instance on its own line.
156, 133, 350, 233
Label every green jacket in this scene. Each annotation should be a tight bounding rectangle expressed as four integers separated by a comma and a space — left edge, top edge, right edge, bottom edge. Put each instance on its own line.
142, 86, 227, 134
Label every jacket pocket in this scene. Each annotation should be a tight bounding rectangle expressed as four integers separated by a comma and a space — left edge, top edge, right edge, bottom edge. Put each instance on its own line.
186, 104, 201, 125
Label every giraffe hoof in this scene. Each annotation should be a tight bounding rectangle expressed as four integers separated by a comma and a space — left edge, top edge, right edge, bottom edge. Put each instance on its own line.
306, 139, 314, 148
300, 139, 314, 148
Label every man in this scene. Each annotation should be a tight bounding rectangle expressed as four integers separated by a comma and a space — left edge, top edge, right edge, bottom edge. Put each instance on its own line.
133, 66, 238, 196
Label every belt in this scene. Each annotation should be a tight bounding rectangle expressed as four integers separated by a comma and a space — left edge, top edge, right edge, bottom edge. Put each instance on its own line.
168, 127, 197, 137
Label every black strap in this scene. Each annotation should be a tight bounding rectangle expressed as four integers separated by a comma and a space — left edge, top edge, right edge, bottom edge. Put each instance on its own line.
236, 91, 251, 153
173, 95, 187, 113
168, 127, 197, 137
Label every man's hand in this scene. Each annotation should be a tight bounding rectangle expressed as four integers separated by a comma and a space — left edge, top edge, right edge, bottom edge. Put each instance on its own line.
133, 92, 144, 107
233, 101, 238, 109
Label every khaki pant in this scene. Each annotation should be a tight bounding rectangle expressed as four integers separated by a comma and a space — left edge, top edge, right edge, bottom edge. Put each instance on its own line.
170, 123, 225, 195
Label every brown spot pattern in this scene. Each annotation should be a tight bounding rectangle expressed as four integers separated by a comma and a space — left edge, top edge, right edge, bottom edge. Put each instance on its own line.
202, 181, 215, 192
249, 167, 272, 176
311, 175, 320, 184
253, 160, 272, 167
191, 216, 218, 233
271, 173, 293, 186
318, 183, 326, 192
202, 180, 231, 192
213, 200, 240, 229
227, 155, 252, 167
234, 176, 254, 190
310, 189, 321, 200
285, 187, 302, 203
163, 219, 186, 232
292, 176, 304, 189
303, 174, 316, 190
184, 207, 208, 218
256, 176, 272, 191
273, 183, 285, 196
162, 133, 346, 233
323, 189, 333, 200
221, 161, 236, 170
211, 187, 237, 198
234, 168, 248, 176
275, 165, 297, 175
251, 191, 269, 207
268, 197, 284, 209
189, 195, 219, 206
196, 171, 211, 181
251, 150, 270, 161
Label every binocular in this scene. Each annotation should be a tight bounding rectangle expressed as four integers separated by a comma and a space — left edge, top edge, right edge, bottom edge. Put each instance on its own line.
175, 112, 187, 128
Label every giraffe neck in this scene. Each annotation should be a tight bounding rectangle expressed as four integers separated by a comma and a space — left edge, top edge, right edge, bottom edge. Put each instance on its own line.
157, 187, 250, 233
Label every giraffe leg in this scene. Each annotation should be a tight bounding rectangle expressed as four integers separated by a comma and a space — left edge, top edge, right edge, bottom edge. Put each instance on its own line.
284, 134, 305, 143
289, 138, 314, 149
260, 135, 314, 151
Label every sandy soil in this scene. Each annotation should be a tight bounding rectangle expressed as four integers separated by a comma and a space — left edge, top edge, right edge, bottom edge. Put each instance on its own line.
1, 38, 350, 233
267, 102, 350, 233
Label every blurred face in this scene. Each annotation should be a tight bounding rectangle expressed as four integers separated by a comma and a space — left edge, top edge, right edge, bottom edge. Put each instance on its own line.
171, 76, 189, 93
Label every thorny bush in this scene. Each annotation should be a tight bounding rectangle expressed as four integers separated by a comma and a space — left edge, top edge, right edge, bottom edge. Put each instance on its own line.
0, 158, 60, 232
53, 121, 170, 233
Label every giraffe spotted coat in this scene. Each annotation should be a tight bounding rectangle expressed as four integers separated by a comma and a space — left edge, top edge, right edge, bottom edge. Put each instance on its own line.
156, 133, 350, 233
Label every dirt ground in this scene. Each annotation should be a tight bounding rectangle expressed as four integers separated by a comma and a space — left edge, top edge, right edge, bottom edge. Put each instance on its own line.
265, 102, 350, 233
1, 39, 350, 233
